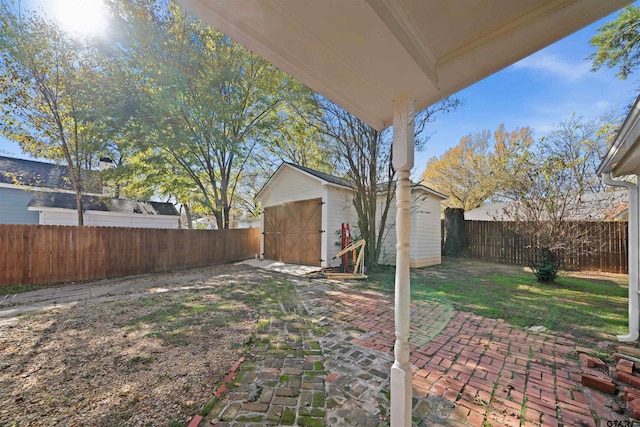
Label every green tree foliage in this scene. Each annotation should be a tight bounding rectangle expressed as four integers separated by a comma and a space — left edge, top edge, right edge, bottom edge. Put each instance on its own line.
590, 5, 640, 79
104, 1, 317, 228
0, 1, 109, 225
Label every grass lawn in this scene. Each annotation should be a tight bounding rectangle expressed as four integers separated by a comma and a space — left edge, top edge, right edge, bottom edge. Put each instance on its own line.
364, 258, 629, 342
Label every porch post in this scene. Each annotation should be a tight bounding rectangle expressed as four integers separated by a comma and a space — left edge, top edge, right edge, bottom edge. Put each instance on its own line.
390, 95, 414, 427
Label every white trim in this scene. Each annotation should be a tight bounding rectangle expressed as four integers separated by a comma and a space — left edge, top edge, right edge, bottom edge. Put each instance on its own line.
28, 206, 178, 218
0, 182, 104, 197
255, 163, 352, 201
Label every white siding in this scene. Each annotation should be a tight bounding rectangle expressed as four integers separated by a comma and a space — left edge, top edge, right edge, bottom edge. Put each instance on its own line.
376, 189, 443, 267
257, 165, 360, 268
377, 194, 397, 266
325, 187, 358, 268
39, 210, 179, 228
410, 190, 442, 267
257, 166, 327, 207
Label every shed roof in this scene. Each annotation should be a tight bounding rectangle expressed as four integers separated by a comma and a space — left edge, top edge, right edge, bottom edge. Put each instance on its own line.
255, 162, 446, 201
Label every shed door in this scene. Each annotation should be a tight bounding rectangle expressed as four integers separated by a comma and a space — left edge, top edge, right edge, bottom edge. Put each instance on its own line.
264, 198, 322, 266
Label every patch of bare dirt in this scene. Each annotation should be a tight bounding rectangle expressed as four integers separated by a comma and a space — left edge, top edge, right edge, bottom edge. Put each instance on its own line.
0, 277, 262, 426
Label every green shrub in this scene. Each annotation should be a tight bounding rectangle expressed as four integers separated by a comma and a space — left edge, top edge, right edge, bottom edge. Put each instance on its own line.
530, 248, 558, 282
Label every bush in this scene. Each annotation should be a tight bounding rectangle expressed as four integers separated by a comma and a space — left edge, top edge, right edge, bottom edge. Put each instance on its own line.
530, 248, 559, 282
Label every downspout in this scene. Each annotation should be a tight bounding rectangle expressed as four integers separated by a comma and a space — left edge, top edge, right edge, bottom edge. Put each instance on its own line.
602, 172, 639, 342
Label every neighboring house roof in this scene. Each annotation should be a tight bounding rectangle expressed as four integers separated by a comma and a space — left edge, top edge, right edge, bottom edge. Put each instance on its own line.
464, 191, 629, 222
0, 155, 102, 194
256, 162, 447, 200
0, 155, 74, 191
464, 202, 513, 221
28, 192, 179, 216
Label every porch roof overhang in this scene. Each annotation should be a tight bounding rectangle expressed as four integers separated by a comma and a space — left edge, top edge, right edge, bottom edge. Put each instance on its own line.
598, 93, 640, 177
175, 0, 629, 131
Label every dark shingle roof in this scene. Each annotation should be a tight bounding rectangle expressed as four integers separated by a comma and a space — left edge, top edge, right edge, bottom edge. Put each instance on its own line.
285, 162, 352, 188
0, 156, 74, 190
28, 192, 179, 216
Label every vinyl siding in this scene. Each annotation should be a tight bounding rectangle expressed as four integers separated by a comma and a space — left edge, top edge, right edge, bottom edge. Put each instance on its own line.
376, 189, 442, 267
325, 187, 358, 268
39, 210, 179, 228
377, 194, 397, 266
0, 188, 40, 224
410, 191, 442, 267
257, 166, 327, 207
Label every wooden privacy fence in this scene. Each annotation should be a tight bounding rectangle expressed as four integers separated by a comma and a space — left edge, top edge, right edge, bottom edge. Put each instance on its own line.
462, 220, 628, 274
0, 224, 261, 286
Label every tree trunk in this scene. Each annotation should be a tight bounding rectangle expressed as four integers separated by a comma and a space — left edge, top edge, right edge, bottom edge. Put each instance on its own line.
442, 207, 467, 257
184, 204, 193, 229
75, 190, 84, 226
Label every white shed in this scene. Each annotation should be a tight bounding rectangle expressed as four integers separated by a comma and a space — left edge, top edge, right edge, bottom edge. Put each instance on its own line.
255, 163, 446, 268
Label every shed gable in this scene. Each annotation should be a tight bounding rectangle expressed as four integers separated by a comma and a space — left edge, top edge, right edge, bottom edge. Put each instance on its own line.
257, 164, 327, 207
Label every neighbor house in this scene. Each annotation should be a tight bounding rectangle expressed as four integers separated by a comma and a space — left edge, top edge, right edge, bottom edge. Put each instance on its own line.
464, 191, 629, 221
0, 156, 179, 229
254, 163, 446, 268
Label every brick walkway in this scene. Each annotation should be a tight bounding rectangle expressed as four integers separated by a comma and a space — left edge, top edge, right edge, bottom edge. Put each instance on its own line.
209, 273, 628, 426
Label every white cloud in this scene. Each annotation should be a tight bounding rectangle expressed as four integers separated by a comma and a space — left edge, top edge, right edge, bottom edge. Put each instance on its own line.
511, 53, 591, 82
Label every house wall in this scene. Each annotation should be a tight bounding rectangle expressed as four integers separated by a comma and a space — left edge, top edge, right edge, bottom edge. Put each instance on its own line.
38, 210, 179, 229
0, 187, 39, 224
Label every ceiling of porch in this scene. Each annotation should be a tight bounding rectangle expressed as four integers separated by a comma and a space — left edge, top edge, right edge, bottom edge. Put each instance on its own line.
175, 0, 631, 131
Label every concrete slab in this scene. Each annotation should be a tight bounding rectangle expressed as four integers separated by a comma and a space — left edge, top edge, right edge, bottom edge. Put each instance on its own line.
236, 258, 321, 276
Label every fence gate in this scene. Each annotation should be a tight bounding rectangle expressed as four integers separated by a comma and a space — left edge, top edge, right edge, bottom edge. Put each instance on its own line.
263, 198, 322, 266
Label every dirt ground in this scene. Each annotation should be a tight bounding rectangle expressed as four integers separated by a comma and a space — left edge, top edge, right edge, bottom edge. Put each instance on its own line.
0, 265, 268, 427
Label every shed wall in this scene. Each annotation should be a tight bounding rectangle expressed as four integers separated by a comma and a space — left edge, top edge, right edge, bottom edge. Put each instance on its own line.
376, 190, 442, 267
410, 191, 442, 267
325, 187, 358, 268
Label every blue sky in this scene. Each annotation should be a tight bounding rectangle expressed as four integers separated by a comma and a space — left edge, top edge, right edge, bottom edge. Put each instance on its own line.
1, 3, 639, 180
415, 7, 640, 177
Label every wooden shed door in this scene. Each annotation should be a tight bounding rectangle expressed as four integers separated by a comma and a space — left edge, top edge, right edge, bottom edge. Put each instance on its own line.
263, 198, 322, 266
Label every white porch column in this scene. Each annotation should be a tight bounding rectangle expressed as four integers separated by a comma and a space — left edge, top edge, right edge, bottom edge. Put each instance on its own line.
390, 96, 414, 427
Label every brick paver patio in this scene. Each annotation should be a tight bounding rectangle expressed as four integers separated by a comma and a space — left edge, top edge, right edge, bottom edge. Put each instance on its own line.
0, 263, 631, 426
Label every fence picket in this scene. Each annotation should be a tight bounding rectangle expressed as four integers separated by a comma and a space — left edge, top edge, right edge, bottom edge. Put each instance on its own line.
0, 225, 261, 287
453, 220, 628, 274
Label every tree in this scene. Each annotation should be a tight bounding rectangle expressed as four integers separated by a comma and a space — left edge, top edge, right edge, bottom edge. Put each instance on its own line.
422, 124, 533, 210
107, 1, 312, 229
0, 2, 109, 225
538, 113, 612, 195
500, 115, 616, 281
319, 96, 461, 268
590, 5, 640, 79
